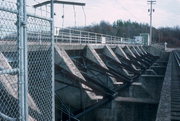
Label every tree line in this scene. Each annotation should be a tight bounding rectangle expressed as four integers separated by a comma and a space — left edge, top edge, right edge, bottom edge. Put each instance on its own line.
76, 20, 180, 47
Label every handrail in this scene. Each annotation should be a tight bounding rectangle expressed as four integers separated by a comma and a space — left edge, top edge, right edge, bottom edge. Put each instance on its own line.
174, 51, 180, 67
54, 27, 143, 44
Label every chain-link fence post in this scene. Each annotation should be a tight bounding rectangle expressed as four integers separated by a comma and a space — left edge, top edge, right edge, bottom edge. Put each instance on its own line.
51, 0, 55, 121
23, 0, 28, 120
17, 0, 28, 120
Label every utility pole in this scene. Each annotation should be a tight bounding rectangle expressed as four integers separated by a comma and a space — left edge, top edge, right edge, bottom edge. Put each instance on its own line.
147, 0, 156, 45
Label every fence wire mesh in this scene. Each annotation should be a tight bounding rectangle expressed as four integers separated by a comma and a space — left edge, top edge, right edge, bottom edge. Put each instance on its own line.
27, 16, 53, 121
0, 1, 19, 121
0, 0, 54, 121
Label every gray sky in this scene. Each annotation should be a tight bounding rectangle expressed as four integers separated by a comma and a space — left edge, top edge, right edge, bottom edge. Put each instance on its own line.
56, 0, 180, 28
27, 0, 180, 28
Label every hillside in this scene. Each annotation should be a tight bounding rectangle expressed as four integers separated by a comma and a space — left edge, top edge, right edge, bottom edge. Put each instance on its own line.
77, 20, 180, 47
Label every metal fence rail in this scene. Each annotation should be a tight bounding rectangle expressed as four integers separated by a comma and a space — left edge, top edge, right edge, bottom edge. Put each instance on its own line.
55, 27, 143, 44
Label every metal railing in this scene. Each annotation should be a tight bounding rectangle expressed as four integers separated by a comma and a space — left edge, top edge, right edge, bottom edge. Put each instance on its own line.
55, 27, 143, 44
174, 51, 180, 67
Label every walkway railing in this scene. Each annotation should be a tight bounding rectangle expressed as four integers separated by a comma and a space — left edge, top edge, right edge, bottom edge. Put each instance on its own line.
55, 27, 143, 44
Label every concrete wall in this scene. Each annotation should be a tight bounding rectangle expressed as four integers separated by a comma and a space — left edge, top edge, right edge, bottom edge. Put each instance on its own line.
93, 101, 158, 121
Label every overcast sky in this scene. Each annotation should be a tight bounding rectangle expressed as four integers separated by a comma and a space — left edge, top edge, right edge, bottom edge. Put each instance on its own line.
28, 0, 180, 28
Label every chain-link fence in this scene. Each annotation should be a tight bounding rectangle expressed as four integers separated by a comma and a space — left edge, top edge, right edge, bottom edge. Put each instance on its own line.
0, 0, 54, 121
0, 1, 19, 121
27, 16, 53, 121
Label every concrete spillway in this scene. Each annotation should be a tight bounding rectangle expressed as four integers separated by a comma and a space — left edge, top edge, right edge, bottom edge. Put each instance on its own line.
54, 44, 169, 121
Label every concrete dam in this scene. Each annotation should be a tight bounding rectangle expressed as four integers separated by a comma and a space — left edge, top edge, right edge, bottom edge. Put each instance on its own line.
53, 43, 172, 121
0, 42, 180, 121
0, 0, 180, 121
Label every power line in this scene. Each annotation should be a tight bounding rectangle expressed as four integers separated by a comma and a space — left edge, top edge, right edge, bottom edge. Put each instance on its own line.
73, 5, 77, 27
82, 6, 86, 26
62, 4, 65, 28
116, 1, 143, 22
119, 4, 141, 22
